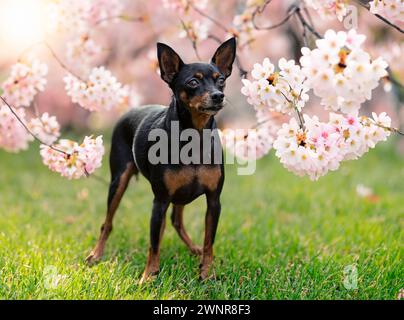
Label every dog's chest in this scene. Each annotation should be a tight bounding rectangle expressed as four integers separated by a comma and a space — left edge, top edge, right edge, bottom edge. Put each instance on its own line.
163, 165, 222, 199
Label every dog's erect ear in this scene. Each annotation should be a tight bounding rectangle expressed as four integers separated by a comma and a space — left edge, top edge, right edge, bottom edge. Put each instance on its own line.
157, 42, 184, 85
211, 37, 236, 78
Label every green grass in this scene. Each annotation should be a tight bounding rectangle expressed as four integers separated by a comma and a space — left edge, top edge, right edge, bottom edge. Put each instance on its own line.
0, 133, 403, 299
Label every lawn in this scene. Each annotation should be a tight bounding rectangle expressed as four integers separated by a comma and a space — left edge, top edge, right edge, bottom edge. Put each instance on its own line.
0, 132, 403, 299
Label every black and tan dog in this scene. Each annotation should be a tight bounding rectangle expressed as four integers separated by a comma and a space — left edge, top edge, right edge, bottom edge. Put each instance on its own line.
86, 38, 236, 282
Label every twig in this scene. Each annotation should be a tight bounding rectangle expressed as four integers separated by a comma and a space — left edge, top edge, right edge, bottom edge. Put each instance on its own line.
180, 19, 203, 61
18, 41, 85, 81
43, 41, 85, 81
0, 95, 68, 155
295, 7, 322, 39
355, 0, 404, 33
92, 14, 146, 27
188, 1, 228, 32
251, 3, 297, 30
85, 169, 109, 185
1, 96, 110, 184
362, 116, 404, 136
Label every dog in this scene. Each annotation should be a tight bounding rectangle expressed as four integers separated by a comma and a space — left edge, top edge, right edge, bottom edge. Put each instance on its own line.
86, 37, 236, 283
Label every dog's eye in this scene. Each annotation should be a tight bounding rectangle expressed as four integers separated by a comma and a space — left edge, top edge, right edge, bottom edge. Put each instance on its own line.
217, 78, 225, 87
187, 79, 199, 88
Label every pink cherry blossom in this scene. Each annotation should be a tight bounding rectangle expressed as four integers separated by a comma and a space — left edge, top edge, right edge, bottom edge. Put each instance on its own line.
273, 111, 392, 181
66, 35, 102, 71
300, 29, 388, 114
0, 104, 33, 152
28, 113, 61, 146
369, 0, 404, 23
47, 0, 124, 33
220, 123, 275, 161
1, 59, 48, 108
64, 67, 128, 112
163, 0, 208, 13
241, 57, 309, 115
40, 135, 104, 179
179, 20, 210, 43
304, 0, 350, 21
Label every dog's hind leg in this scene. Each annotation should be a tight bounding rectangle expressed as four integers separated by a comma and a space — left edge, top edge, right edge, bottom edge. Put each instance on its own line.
171, 205, 202, 256
139, 199, 169, 284
86, 141, 137, 264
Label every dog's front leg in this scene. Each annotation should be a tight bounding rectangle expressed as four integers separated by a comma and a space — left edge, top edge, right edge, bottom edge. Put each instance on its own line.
140, 199, 169, 284
200, 195, 221, 280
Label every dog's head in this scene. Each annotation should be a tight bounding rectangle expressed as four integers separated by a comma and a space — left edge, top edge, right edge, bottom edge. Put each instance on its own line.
157, 38, 236, 116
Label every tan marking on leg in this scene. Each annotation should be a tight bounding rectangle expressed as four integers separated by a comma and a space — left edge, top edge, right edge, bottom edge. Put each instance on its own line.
200, 212, 214, 280
86, 163, 135, 264
197, 166, 222, 191
164, 167, 195, 196
140, 211, 167, 284
171, 205, 202, 255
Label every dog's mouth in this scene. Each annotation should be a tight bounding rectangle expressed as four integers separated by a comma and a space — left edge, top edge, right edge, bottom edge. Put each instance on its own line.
199, 103, 224, 115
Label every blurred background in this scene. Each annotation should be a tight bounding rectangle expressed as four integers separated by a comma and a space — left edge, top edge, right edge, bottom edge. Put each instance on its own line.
0, 1, 403, 299
0, 0, 403, 144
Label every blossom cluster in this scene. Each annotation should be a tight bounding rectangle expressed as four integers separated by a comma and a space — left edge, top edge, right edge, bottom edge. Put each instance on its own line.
303, 0, 350, 21
64, 67, 129, 112
241, 58, 309, 115
48, 0, 123, 77
0, 104, 33, 152
162, 0, 208, 13
233, 29, 393, 180
40, 136, 104, 180
1, 59, 48, 108
179, 20, 210, 43
300, 29, 388, 114
28, 113, 61, 146
220, 122, 277, 161
273, 112, 391, 180
369, 0, 404, 22
163, 0, 211, 44
230, 1, 260, 45
47, 0, 123, 33
0, 103, 62, 153
66, 35, 102, 72
0, 2, 122, 178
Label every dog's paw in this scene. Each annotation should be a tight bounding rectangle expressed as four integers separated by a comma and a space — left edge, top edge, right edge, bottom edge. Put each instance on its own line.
199, 266, 215, 281
85, 251, 102, 265
190, 246, 203, 256
199, 270, 214, 281
138, 270, 158, 285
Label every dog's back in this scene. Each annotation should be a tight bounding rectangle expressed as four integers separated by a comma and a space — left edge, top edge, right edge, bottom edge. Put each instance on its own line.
109, 105, 166, 177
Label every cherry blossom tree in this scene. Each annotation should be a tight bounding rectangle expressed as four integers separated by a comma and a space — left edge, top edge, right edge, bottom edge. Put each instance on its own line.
0, 0, 403, 181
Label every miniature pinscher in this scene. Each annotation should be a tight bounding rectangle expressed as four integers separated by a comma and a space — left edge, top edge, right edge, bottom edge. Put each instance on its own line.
86, 38, 236, 283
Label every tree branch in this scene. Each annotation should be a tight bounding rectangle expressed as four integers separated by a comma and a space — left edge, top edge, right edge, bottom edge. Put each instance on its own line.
355, 0, 404, 33
188, 1, 228, 32
0, 96, 68, 155
251, 2, 297, 30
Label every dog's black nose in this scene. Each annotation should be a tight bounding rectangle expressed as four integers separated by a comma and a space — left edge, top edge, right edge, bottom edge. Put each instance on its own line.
211, 92, 224, 103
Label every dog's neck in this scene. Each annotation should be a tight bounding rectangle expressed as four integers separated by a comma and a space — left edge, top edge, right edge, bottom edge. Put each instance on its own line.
166, 96, 214, 131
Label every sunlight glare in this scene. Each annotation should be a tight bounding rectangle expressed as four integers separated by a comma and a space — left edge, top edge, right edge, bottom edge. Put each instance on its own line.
0, 0, 46, 52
